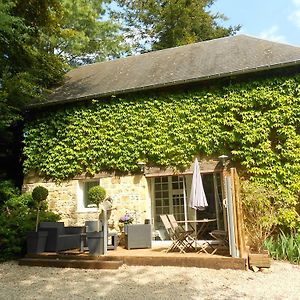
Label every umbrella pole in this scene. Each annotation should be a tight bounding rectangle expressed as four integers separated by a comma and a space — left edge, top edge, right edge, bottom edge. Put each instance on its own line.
183, 176, 188, 231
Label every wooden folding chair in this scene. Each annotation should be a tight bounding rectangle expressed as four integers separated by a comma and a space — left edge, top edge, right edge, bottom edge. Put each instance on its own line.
160, 215, 194, 253
167, 214, 195, 252
208, 230, 229, 254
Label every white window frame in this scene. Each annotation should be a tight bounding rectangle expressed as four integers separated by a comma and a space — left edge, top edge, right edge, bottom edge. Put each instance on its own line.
77, 179, 100, 213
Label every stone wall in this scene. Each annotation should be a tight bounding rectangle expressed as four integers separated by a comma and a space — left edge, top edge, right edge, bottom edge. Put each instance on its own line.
23, 174, 151, 231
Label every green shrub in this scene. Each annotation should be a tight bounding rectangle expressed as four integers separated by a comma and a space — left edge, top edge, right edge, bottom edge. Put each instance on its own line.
241, 181, 282, 252
265, 231, 300, 264
241, 180, 300, 252
32, 186, 48, 203
32, 186, 49, 232
0, 181, 59, 260
0, 180, 20, 204
88, 185, 106, 207
87, 185, 106, 232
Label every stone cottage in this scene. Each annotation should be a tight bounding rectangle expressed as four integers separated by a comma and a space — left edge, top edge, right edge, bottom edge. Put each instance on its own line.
23, 35, 300, 240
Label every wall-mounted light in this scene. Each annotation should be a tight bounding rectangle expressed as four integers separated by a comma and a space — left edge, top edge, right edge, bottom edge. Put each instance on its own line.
218, 154, 229, 167
137, 161, 146, 173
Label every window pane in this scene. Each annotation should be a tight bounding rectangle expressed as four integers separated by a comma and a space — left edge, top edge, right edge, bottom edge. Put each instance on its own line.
155, 191, 162, 198
161, 183, 168, 190
161, 176, 168, 183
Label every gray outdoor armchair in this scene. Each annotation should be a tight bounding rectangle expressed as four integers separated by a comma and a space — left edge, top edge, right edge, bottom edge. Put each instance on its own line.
39, 222, 82, 252
124, 224, 152, 249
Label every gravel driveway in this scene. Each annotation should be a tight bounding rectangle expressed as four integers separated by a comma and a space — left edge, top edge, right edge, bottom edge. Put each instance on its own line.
0, 261, 300, 299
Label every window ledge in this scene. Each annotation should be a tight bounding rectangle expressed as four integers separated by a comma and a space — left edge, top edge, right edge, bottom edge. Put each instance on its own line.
77, 208, 98, 213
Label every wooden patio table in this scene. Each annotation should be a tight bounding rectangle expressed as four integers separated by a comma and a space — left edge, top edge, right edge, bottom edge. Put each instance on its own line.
177, 219, 217, 251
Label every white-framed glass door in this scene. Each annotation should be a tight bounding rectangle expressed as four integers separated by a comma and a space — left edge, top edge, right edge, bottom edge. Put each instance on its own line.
150, 173, 224, 240
152, 175, 185, 232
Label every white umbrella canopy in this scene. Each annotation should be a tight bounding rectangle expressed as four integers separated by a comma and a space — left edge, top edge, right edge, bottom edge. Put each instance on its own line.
189, 158, 208, 210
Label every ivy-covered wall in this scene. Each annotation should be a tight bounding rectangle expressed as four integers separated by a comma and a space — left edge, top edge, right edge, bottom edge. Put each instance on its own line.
23, 74, 300, 228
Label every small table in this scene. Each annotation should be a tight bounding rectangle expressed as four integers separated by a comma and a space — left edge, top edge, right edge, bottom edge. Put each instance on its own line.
177, 219, 217, 251
80, 232, 118, 252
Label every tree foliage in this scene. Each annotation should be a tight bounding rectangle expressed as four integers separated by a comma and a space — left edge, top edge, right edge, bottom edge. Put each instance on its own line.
0, 0, 64, 129
57, 0, 128, 65
0, 0, 127, 184
0, 180, 59, 260
0, 0, 67, 184
23, 74, 300, 229
112, 0, 240, 51
0, 0, 126, 131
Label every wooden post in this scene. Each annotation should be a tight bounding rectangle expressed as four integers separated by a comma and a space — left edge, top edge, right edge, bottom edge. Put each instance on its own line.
103, 209, 108, 255
230, 168, 239, 255
231, 168, 248, 259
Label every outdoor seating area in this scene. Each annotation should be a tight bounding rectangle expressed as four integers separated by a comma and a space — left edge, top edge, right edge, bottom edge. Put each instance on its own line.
27, 217, 228, 257
160, 214, 227, 255
20, 242, 244, 270
22, 215, 239, 270
160, 214, 195, 253
27, 220, 154, 255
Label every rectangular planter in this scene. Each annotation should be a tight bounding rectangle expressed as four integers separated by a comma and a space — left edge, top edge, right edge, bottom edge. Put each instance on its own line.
87, 232, 104, 255
27, 231, 48, 254
249, 251, 271, 268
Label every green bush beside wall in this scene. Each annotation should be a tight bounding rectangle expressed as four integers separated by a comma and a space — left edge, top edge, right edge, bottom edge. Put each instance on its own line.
0, 181, 60, 260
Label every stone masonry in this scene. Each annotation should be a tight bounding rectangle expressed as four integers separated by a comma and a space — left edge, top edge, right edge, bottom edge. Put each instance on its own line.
23, 174, 151, 232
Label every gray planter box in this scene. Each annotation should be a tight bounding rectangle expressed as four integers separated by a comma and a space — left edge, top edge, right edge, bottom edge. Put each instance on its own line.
125, 224, 152, 249
87, 231, 104, 255
27, 231, 48, 254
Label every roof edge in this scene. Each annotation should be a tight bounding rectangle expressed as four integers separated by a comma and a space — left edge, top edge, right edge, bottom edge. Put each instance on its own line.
27, 58, 300, 110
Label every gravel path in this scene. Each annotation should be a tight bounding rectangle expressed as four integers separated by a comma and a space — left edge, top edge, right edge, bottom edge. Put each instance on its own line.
0, 261, 300, 299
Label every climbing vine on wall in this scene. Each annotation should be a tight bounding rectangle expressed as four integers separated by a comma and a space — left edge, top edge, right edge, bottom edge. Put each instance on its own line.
23, 74, 300, 227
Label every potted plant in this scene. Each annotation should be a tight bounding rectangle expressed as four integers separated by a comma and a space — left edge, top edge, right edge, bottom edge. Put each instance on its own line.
86, 185, 106, 255
27, 186, 49, 253
118, 213, 134, 246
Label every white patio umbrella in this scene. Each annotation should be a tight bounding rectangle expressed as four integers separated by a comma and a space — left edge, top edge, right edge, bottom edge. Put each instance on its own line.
189, 158, 208, 210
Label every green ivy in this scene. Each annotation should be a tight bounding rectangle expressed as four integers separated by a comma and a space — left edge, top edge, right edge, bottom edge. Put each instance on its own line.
23, 74, 300, 227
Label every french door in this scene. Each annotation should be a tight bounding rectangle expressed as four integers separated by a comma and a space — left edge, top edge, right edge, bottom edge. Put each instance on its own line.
153, 175, 185, 230
151, 173, 224, 238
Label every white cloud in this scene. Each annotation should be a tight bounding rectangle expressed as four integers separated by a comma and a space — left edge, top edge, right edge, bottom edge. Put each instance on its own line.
289, 10, 300, 27
292, 0, 300, 6
258, 26, 287, 43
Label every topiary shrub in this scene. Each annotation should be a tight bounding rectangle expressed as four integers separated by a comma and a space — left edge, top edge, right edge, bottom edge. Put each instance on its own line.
32, 186, 48, 203
32, 186, 49, 232
88, 186, 106, 208
88, 185, 106, 231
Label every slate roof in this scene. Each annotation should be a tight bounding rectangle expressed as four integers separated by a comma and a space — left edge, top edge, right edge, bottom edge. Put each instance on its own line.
36, 35, 300, 107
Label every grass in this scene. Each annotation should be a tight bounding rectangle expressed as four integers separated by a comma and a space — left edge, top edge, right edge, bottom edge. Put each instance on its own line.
264, 231, 300, 264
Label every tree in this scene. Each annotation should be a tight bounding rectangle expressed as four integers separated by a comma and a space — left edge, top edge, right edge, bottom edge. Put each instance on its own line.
113, 0, 240, 52
56, 0, 128, 65
0, 0, 128, 185
0, 0, 67, 185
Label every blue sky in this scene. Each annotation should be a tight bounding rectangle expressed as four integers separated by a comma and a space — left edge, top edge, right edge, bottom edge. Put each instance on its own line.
211, 0, 300, 46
